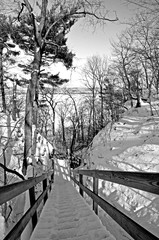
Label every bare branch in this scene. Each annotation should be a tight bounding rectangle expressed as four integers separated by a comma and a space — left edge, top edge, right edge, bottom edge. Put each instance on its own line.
42, 19, 60, 47
0, 117, 23, 153
17, 3, 26, 21
0, 163, 25, 180
125, 0, 159, 14
45, 40, 60, 48
40, 0, 48, 33
42, 2, 118, 47
76, 10, 118, 22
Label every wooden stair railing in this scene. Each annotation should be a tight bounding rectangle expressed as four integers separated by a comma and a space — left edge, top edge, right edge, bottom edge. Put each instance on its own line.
70, 169, 159, 240
0, 170, 54, 240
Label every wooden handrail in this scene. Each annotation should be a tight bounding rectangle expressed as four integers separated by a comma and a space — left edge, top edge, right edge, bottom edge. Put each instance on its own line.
71, 169, 159, 240
4, 184, 51, 240
0, 171, 53, 205
0, 170, 54, 240
73, 169, 159, 195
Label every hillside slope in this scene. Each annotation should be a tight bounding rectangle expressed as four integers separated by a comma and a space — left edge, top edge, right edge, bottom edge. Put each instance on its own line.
84, 102, 159, 240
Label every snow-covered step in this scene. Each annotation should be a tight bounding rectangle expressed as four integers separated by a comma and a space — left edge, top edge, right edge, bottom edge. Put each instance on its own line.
30, 171, 116, 240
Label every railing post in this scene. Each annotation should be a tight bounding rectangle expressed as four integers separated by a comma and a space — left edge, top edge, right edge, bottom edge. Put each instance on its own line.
52, 159, 54, 173
49, 172, 54, 191
93, 177, 98, 215
73, 172, 76, 187
29, 186, 38, 229
43, 178, 48, 204
79, 174, 83, 197
51, 171, 54, 183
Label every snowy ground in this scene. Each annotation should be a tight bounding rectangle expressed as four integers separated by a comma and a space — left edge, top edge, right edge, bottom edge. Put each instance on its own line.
82, 102, 159, 239
1, 102, 159, 239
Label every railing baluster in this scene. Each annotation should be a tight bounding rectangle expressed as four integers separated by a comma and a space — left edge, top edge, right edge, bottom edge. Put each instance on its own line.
49, 179, 51, 192
79, 174, 83, 197
49, 172, 54, 191
1, 171, 53, 240
29, 186, 38, 229
93, 177, 98, 215
73, 172, 76, 187
43, 178, 48, 204
70, 169, 159, 240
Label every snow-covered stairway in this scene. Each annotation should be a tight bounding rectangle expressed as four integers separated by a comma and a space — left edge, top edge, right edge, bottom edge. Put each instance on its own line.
30, 159, 115, 240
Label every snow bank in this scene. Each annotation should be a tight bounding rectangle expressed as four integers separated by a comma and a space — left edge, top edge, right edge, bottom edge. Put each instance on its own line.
84, 104, 159, 239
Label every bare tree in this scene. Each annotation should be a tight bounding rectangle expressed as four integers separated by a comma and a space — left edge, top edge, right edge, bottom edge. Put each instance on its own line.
126, 0, 159, 15
40, 88, 57, 139
83, 60, 98, 136
112, 12, 159, 113
56, 98, 71, 151
111, 29, 137, 107
82, 55, 110, 135
13, 0, 118, 175
0, 0, 118, 175
132, 13, 159, 111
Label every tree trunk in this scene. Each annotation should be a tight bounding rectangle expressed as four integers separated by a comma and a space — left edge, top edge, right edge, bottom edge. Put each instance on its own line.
61, 116, 66, 146
80, 114, 84, 143
156, 70, 159, 96
135, 93, 141, 108
31, 74, 40, 171
0, 41, 6, 113
135, 73, 141, 108
12, 80, 17, 121
52, 107, 55, 137
69, 93, 80, 141
148, 83, 153, 116
31, 127, 38, 176
87, 107, 92, 145
100, 85, 104, 129
3, 149, 7, 221
123, 64, 133, 107
23, 48, 41, 175
23, 85, 33, 175
70, 122, 76, 164
92, 91, 96, 137
5, 112, 14, 166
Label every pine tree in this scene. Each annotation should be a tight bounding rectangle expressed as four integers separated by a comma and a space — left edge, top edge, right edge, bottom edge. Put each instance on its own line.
10, 0, 118, 175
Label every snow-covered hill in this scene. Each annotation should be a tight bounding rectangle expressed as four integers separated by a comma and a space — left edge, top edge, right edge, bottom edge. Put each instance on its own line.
83, 102, 159, 240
